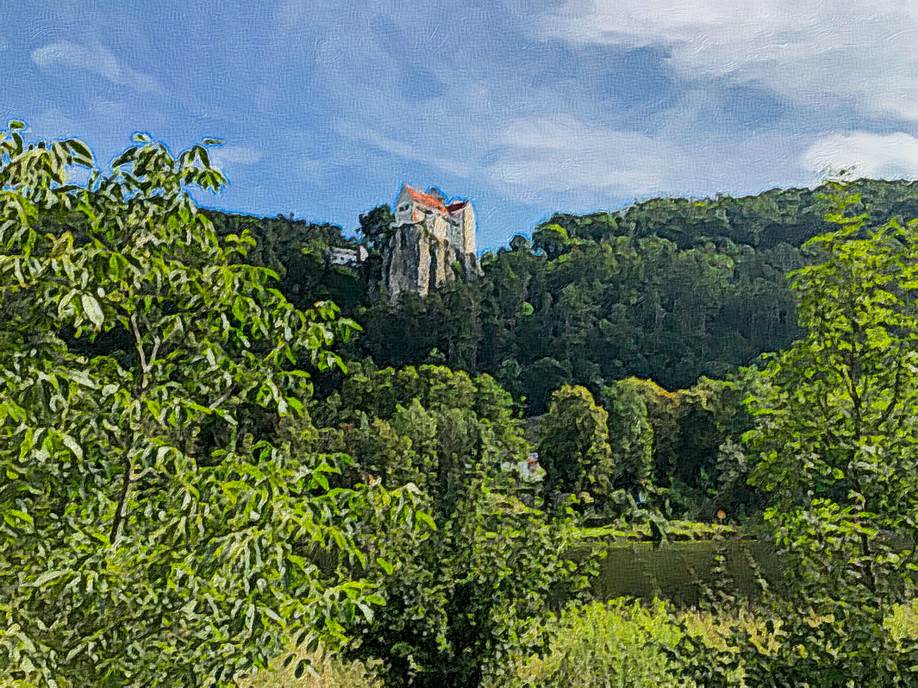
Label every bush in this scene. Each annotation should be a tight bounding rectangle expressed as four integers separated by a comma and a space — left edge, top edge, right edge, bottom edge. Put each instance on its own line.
499, 599, 688, 688
887, 600, 918, 647
674, 600, 918, 688
237, 647, 382, 688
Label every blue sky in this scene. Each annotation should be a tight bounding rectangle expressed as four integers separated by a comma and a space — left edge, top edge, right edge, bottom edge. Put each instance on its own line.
4, 1, 918, 249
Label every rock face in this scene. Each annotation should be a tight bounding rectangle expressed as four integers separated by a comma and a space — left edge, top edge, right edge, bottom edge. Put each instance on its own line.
381, 223, 479, 301
380, 184, 480, 301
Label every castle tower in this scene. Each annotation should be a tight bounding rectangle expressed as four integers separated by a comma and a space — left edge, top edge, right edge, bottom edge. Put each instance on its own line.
446, 200, 475, 255
383, 184, 479, 300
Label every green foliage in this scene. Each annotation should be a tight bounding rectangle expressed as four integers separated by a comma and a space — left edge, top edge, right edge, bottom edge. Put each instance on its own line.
318, 362, 528, 513
0, 124, 421, 686
673, 369, 765, 520
750, 194, 916, 507
497, 598, 915, 688
237, 646, 383, 688
357, 180, 918, 415
747, 188, 917, 589
593, 372, 764, 522
602, 378, 655, 493
531, 222, 572, 259
735, 185, 918, 686
886, 599, 918, 646
209, 211, 367, 311
675, 597, 917, 688
538, 385, 614, 507
358, 204, 395, 251
4, 119, 915, 688
500, 599, 689, 688
313, 364, 589, 686
435, 483, 587, 688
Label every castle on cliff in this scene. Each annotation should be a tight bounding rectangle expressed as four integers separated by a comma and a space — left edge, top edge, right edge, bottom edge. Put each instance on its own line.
382, 184, 479, 300
394, 185, 476, 255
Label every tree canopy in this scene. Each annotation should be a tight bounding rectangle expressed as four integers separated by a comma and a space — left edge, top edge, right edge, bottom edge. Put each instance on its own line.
0, 125, 421, 686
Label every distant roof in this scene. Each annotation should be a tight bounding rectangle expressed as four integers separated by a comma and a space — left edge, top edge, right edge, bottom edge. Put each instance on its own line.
404, 185, 447, 213
402, 185, 470, 215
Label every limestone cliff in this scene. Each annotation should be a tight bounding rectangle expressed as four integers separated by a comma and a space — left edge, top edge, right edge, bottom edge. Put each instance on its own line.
381, 223, 479, 301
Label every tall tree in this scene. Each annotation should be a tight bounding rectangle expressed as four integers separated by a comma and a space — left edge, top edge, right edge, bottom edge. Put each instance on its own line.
0, 124, 420, 686
744, 188, 917, 684
748, 189, 917, 536
538, 385, 615, 506
358, 204, 395, 250
601, 379, 654, 493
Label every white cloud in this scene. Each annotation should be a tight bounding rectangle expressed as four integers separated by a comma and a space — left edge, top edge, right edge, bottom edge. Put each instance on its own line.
209, 145, 263, 169
291, 1, 904, 206
539, 1, 918, 121
337, 121, 475, 179
31, 41, 162, 94
481, 113, 803, 201
802, 131, 918, 180
486, 115, 671, 195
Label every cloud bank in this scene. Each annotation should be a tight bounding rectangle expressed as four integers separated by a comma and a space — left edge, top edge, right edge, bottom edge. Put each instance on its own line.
12, 1, 918, 245
803, 132, 918, 180
539, 1, 918, 120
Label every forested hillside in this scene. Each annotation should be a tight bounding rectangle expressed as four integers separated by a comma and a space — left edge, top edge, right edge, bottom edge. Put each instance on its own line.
3, 125, 915, 688
212, 180, 918, 411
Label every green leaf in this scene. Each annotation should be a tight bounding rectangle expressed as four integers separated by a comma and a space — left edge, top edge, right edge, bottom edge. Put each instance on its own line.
66, 139, 94, 165
311, 472, 329, 491
3, 509, 33, 527
62, 435, 83, 460
417, 511, 437, 531
376, 557, 395, 575
81, 293, 104, 327
30, 569, 68, 587
364, 593, 386, 606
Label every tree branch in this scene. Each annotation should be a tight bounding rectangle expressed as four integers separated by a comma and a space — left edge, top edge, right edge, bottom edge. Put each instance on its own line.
129, 313, 147, 371
878, 349, 904, 427
110, 456, 132, 545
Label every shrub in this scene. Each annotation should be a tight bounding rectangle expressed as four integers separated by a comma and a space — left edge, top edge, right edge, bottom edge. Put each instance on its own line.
674, 600, 918, 688
886, 600, 918, 647
237, 647, 382, 688
499, 599, 689, 688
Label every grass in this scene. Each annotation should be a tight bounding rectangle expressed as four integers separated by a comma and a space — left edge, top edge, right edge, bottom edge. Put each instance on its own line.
577, 519, 742, 542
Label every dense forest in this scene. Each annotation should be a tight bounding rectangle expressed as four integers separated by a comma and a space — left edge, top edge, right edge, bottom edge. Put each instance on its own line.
2, 125, 915, 688
208, 180, 918, 524
210, 179, 918, 410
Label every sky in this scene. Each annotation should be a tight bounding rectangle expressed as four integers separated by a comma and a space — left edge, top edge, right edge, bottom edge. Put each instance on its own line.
4, 1, 918, 249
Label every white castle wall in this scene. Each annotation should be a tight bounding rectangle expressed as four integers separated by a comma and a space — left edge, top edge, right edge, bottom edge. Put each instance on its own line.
394, 185, 475, 256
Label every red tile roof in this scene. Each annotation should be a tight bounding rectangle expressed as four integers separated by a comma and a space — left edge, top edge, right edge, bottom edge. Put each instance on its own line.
403, 186, 470, 215
405, 186, 447, 213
